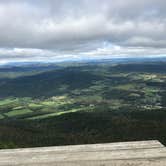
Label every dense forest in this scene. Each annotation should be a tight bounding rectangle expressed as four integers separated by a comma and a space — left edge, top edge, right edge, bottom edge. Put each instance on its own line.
0, 60, 166, 148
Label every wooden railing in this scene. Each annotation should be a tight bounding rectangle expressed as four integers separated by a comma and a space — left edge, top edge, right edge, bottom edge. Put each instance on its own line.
0, 140, 165, 165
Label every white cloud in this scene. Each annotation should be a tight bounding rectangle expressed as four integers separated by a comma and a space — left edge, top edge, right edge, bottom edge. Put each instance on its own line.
0, 0, 166, 63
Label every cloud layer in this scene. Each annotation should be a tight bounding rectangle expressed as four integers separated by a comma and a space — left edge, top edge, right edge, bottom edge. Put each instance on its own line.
0, 0, 166, 63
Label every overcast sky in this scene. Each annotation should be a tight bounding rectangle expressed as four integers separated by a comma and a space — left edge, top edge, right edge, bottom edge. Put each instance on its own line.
0, 0, 166, 64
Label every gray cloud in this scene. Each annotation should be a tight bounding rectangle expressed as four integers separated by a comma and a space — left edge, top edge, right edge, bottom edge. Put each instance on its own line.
0, 0, 166, 63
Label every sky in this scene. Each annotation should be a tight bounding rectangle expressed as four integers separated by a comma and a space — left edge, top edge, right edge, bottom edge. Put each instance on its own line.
0, 0, 166, 64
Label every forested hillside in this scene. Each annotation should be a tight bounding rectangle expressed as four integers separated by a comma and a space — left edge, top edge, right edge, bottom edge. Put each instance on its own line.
0, 61, 166, 148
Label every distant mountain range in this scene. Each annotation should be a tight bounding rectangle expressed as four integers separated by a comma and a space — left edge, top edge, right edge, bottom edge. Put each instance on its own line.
1, 56, 166, 68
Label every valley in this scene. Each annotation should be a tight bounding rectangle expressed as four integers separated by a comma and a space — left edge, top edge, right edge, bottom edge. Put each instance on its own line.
0, 60, 166, 148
